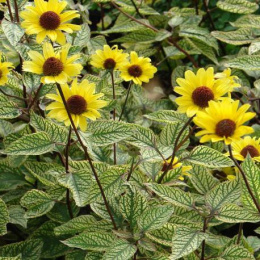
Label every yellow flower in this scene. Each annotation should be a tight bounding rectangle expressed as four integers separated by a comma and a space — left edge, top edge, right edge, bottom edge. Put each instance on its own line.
212, 167, 236, 181
46, 79, 107, 131
231, 136, 260, 162
90, 45, 128, 70
20, 0, 80, 45
0, 58, 14, 86
0, 0, 6, 3
162, 157, 192, 181
23, 42, 82, 84
194, 98, 255, 145
174, 67, 234, 117
120, 51, 157, 85
215, 68, 241, 90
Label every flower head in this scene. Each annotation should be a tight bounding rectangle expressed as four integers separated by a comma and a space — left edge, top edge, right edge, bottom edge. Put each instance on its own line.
90, 45, 128, 71
46, 79, 107, 131
23, 42, 82, 84
20, 0, 80, 45
0, 57, 14, 86
174, 67, 235, 117
231, 136, 260, 162
194, 98, 255, 145
161, 157, 192, 181
120, 51, 157, 85
215, 68, 241, 91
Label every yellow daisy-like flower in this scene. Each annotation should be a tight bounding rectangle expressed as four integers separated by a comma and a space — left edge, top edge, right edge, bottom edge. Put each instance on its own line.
194, 98, 255, 145
215, 68, 241, 90
23, 42, 82, 84
162, 157, 192, 181
174, 67, 234, 117
0, 58, 14, 86
231, 136, 260, 162
46, 79, 107, 131
212, 167, 236, 181
20, 0, 80, 45
120, 51, 157, 85
90, 45, 128, 71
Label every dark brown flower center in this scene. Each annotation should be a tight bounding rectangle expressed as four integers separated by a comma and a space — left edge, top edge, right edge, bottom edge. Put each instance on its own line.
215, 119, 236, 137
192, 86, 214, 108
240, 145, 260, 158
43, 57, 64, 76
40, 11, 61, 30
128, 65, 142, 77
103, 58, 116, 70
67, 95, 87, 115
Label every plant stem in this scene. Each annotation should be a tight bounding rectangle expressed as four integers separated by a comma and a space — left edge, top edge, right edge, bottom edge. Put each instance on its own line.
237, 223, 243, 244
200, 218, 208, 260
228, 145, 260, 213
193, 0, 199, 15
27, 83, 43, 111
65, 127, 73, 219
129, 0, 144, 18
119, 82, 132, 121
0, 88, 25, 101
110, 71, 117, 164
56, 84, 118, 229
6, 0, 14, 22
126, 157, 135, 181
13, 0, 20, 23
158, 116, 194, 184
110, 0, 198, 68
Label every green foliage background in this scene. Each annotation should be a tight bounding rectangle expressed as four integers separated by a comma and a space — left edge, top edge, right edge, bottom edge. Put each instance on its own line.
0, 0, 260, 259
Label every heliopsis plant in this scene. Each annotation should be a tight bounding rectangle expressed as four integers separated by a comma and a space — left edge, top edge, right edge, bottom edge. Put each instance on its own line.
1, 1, 260, 259
230, 136, 260, 162
90, 45, 128, 71
20, 0, 80, 45
46, 79, 107, 131
23, 42, 82, 84
194, 98, 255, 145
0, 56, 13, 86
120, 51, 157, 85
174, 67, 235, 117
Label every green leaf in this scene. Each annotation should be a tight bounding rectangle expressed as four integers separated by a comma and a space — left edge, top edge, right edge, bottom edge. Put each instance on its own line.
0, 119, 14, 137
205, 179, 241, 211
58, 170, 93, 207
0, 239, 43, 260
54, 215, 98, 236
0, 199, 9, 236
179, 25, 218, 51
88, 120, 132, 146
138, 205, 174, 232
217, 0, 258, 14
170, 226, 208, 260
23, 72, 41, 92
85, 252, 104, 260
128, 125, 156, 148
241, 157, 260, 211
20, 190, 55, 218
120, 190, 148, 228
211, 28, 257, 45
216, 203, 260, 223
103, 239, 136, 260
220, 245, 255, 259
0, 101, 21, 119
30, 112, 68, 144
159, 122, 189, 147
4, 132, 55, 155
73, 23, 91, 47
62, 232, 115, 251
231, 14, 260, 29
189, 165, 219, 194
187, 146, 234, 168
224, 55, 260, 70
146, 183, 195, 209
1, 20, 24, 46
8, 205, 27, 228
144, 110, 187, 123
